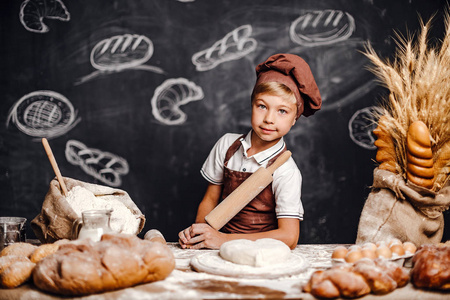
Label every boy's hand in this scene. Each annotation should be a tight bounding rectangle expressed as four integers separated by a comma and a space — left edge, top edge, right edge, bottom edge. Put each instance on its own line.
178, 223, 227, 250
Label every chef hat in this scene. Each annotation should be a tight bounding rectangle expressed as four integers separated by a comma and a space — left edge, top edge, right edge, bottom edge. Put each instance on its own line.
253, 53, 322, 119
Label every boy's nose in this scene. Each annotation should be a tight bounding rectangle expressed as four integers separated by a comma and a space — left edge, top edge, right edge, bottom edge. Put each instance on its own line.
264, 110, 275, 123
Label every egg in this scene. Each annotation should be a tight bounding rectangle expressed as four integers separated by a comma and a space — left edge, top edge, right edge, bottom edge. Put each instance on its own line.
402, 242, 417, 254
376, 241, 387, 247
332, 246, 348, 259
376, 245, 392, 259
348, 245, 362, 252
388, 238, 402, 247
362, 242, 377, 252
390, 244, 405, 256
361, 248, 377, 260
345, 250, 363, 263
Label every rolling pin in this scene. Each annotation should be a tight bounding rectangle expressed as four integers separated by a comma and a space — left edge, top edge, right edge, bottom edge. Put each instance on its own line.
205, 150, 292, 230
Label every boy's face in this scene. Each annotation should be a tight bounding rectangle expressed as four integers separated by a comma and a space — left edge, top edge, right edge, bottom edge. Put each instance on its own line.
251, 93, 297, 144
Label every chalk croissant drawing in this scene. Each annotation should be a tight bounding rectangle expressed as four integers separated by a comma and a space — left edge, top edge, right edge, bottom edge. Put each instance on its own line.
290, 10, 355, 46
19, 0, 70, 33
151, 78, 204, 125
348, 106, 380, 150
65, 140, 129, 187
76, 34, 164, 84
192, 25, 257, 71
6, 90, 80, 140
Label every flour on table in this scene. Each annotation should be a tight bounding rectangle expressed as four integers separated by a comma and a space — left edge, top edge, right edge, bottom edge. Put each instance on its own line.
219, 238, 291, 267
66, 186, 140, 234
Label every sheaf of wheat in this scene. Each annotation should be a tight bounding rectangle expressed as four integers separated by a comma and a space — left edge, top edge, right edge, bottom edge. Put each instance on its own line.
365, 11, 450, 191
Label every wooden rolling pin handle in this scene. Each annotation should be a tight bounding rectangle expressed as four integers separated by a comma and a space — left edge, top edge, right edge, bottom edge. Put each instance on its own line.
42, 138, 69, 197
266, 150, 292, 174
204, 150, 292, 230
144, 229, 167, 244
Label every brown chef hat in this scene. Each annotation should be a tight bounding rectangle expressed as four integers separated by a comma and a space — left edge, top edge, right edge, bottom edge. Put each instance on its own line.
254, 53, 322, 119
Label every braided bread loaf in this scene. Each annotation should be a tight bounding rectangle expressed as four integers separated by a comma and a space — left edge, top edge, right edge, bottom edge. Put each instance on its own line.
303, 258, 409, 298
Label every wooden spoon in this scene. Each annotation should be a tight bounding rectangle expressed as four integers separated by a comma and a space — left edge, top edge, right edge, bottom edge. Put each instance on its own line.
42, 138, 68, 196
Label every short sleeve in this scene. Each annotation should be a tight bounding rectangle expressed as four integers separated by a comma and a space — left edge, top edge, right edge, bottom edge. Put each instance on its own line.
272, 157, 303, 220
200, 133, 241, 185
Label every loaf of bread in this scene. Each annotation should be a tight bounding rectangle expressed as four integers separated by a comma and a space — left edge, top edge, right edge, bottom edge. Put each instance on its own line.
406, 121, 435, 189
33, 233, 175, 296
303, 258, 409, 298
373, 116, 398, 174
0, 241, 64, 289
410, 244, 450, 290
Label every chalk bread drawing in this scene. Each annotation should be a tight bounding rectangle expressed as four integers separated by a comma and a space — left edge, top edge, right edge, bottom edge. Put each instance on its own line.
348, 106, 380, 150
19, 0, 70, 33
6, 90, 80, 139
151, 78, 204, 125
77, 34, 164, 85
290, 9, 355, 46
65, 140, 129, 187
192, 25, 257, 71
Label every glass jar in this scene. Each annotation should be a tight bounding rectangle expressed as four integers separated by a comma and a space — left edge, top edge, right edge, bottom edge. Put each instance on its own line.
77, 209, 113, 242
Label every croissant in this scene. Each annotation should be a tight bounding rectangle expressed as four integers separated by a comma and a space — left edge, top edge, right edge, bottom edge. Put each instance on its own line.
406, 121, 435, 188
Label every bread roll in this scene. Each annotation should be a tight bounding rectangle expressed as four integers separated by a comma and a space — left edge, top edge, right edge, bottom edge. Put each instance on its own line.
0, 255, 31, 273
0, 260, 35, 288
29, 243, 60, 263
0, 242, 37, 257
411, 244, 450, 290
33, 233, 175, 296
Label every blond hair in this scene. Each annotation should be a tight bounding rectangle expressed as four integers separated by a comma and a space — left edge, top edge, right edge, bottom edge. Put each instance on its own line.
251, 82, 297, 105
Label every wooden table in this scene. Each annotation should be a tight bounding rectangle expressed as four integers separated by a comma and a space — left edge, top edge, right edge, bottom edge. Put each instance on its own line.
1, 243, 448, 299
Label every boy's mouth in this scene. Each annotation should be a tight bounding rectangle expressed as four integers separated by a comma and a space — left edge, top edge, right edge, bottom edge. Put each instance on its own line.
260, 127, 276, 133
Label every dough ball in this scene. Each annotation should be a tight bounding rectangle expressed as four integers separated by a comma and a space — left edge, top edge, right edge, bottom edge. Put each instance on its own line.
219, 238, 291, 267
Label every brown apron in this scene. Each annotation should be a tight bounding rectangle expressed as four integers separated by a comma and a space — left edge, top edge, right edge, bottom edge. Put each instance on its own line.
221, 135, 286, 233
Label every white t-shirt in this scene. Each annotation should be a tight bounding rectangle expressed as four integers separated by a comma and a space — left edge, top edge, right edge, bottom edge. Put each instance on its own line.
200, 131, 304, 220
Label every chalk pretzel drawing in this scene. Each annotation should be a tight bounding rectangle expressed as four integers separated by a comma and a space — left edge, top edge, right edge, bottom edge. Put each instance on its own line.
19, 0, 70, 33
151, 78, 204, 125
348, 106, 380, 150
6, 90, 80, 139
290, 9, 355, 46
65, 140, 129, 187
192, 24, 257, 71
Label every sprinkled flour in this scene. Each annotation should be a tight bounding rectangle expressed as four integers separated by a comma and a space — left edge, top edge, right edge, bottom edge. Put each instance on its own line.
66, 186, 140, 234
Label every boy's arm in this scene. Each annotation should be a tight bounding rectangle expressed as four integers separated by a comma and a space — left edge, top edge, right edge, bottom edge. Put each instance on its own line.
183, 218, 300, 250
179, 183, 222, 248
194, 183, 222, 223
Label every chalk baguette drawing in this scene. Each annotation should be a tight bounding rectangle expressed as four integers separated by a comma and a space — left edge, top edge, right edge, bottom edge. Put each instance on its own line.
192, 24, 257, 71
65, 140, 129, 187
348, 106, 380, 150
77, 34, 164, 85
151, 78, 204, 125
290, 9, 355, 46
19, 0, 70, 33
6, 90, 80, 139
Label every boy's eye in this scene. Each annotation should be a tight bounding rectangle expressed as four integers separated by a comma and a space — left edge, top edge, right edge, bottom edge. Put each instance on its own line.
258, 104, 266, 109
279, 109, 287, 114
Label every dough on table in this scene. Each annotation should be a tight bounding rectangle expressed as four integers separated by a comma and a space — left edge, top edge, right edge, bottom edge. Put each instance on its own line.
219, 238, 291, 267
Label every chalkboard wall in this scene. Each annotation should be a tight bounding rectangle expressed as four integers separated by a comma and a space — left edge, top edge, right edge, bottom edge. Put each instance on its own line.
1, 0, 448, 244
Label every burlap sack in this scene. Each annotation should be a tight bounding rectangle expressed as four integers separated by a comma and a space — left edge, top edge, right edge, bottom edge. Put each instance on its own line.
356, 168, 450, 246
31, 177, 145, 243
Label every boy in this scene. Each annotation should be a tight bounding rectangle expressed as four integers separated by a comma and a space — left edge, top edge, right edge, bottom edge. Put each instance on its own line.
179, 53, 322, 249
